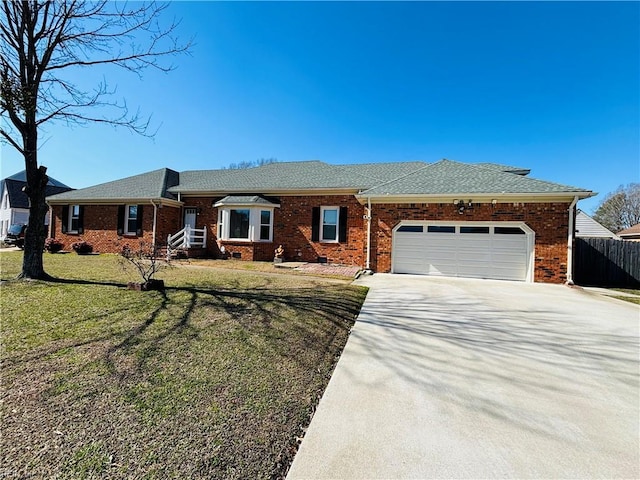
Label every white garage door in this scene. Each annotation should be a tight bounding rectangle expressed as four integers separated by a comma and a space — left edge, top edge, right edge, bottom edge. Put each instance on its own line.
393, 223, 533, 282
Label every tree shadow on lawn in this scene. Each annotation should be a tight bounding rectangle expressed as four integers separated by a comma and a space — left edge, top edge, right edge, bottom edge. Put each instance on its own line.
6, 275, 365, 382
102, 283, 364, 376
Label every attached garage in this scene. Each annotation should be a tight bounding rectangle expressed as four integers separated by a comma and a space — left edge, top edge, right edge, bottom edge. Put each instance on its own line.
392, 222, 535, 282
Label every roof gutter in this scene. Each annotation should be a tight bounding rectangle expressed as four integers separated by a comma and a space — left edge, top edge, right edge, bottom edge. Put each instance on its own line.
355, 191, 595, 204
565, 196, 579, 285
46, 198, 183, 208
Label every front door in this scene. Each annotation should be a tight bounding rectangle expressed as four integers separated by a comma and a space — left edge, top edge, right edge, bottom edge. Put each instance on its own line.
184, 208, 197, 229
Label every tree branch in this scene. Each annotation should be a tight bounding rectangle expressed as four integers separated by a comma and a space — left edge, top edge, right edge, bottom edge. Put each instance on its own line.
0, 127, 25, 154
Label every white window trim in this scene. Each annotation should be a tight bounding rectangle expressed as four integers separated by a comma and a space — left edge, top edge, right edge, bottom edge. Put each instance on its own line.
320, 206, 340, 243
124, 204, 138, 235
259, 209, 273, 242
218, 207, 275, 242
68, 205, 80, 234
228, 208, 251, 241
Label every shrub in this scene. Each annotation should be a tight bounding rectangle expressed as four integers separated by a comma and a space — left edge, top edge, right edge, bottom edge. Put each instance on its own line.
120, 242, 169, 289
44, 238, 64, 253
71, 241, 93, 255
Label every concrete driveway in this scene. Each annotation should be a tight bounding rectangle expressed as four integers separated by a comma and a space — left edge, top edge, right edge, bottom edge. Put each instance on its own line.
287, 274, 639, 479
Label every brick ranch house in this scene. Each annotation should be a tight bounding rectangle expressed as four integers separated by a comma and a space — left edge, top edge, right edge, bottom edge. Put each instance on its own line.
46, 159, 593, 283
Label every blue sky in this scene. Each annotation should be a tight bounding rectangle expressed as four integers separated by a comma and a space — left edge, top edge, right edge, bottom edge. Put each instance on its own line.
1, 1, 638, 214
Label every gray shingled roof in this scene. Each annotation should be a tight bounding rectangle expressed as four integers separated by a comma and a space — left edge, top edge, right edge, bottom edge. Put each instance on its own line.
359, 160, 591, 196
47, 168, 179, 202
475, 162, 531, 176
170, 161, 371, 193
171, 161, 436, 193
214, 195, 280, 207
46, 160, 593, 202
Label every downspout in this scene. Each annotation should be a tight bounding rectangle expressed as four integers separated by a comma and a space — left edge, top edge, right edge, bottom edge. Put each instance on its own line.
365, 197, 372, 273
150, 199, 158, 249
46, 202, 53, 238
566, 196, 579, 285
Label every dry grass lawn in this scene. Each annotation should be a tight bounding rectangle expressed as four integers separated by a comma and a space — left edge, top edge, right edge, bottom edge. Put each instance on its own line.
0, 252, 367, 479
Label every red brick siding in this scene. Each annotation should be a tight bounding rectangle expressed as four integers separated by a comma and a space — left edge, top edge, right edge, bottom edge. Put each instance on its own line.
51, 204, 181, 253
51, 198, 572, 283
371, 202, 571, 283
182, 195, 366, 265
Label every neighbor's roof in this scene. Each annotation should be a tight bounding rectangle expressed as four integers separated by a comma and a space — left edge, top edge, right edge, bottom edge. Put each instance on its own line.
3, 170, 70, 188
357, 160, 592, 197
575, 210, 620, 239
46, 159, 593, 203
617, 224, 640, 237
47, 168, 179, 203
1, 170, 72, 209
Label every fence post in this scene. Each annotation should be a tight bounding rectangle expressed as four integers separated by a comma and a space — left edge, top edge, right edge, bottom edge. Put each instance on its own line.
184, 225, 191, 249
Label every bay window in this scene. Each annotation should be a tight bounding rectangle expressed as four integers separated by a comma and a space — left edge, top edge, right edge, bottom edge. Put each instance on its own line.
217, 206, 275, 242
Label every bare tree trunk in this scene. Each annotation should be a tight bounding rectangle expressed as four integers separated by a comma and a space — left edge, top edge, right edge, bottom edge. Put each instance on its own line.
18, 131, 51, 280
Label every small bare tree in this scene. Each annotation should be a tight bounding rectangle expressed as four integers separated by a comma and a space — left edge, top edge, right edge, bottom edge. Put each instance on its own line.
0, 1, 190, 279
120, 242, 169, 290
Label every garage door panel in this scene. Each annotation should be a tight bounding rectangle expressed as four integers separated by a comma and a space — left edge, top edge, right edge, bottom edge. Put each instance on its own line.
393, 223, 531, 282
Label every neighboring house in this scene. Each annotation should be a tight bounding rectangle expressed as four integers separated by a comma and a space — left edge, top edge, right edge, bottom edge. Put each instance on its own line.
46, 159, 593, 284
0, 170, 72, 239
575, 210, 620, 239
617, 224, 640, 241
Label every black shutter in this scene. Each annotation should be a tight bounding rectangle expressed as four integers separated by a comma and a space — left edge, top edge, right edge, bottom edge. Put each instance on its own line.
77, 206, 85, 234
136, 205, 144, 236
117, 205, 125, 235
61, 205, 69, 234
339, 206, 348, 242
311, 207, 320, 242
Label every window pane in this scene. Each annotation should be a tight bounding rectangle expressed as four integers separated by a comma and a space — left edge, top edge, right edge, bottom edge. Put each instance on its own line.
260, 210, 271, 225
128, 205, 137, 219
495, 226, 525, 235
128, 219, 137, 233
460, 226, 490, 234
398, 225, 424, 233
427, 226, 455, 233
260, 225, 270, 240
230, 209, 250, 238
323, 224, 337, 240
323, 209, 337, 225
72, 205, 80, 217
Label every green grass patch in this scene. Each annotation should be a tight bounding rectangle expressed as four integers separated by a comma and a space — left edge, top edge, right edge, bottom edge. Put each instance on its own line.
612, 288, 640, 296
611, 295, 640, 305
0, 251, 367, 479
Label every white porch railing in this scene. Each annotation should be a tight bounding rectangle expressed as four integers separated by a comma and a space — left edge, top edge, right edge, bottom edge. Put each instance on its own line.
167, 226, 207, 252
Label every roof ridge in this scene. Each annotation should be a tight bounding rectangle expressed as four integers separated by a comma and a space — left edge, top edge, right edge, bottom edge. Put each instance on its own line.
358, 160, 439, 194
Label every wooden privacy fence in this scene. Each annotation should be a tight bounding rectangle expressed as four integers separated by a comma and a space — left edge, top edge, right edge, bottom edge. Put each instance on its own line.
574, 238, 640, 287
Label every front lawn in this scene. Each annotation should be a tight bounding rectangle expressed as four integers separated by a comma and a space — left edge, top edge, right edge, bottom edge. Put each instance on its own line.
0, 252, 367, 479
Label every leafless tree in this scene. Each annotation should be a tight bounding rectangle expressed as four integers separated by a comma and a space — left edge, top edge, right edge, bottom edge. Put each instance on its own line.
0, 1, 190, 279
224, 158, 278, 170
593, 183, 640, 233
